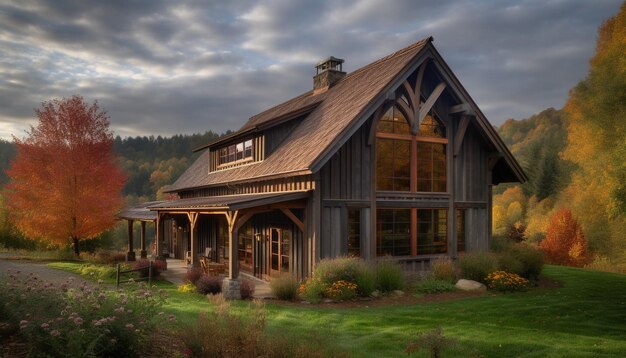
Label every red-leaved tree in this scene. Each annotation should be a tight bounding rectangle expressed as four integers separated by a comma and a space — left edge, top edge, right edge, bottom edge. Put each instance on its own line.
540, 208, 590, 267
6, 95, 126, 256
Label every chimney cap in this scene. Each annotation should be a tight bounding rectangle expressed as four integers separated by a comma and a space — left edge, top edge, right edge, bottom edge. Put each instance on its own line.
315, 56, 344, 68
315, 56, 345, 75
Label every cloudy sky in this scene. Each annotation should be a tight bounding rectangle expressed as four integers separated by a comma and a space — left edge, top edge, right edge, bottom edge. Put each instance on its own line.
0, 0, 622, 140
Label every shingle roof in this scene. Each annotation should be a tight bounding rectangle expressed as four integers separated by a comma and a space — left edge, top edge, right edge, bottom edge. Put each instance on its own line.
118, 201, 164, 221
168, 37, 433, 192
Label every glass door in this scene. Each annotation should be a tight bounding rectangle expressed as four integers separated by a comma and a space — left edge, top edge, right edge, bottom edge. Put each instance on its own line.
270, 228, 290, 276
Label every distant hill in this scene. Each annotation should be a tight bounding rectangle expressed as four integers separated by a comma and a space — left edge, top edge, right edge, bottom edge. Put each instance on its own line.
0, 130, 228, 201
496, 108, 570, 200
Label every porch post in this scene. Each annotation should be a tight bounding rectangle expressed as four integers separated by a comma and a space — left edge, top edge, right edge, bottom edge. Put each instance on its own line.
155, 213, 162, 257
187, 212, 199, 267
126, 220, 136, 261
140, 221, 147, 258
228, 226, 239, 279
223, 210, 241, 300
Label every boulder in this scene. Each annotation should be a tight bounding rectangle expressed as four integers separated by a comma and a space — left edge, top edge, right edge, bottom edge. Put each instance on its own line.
392, 290, 405, 296
455, 279, 486, 292
370, 290, 381, 298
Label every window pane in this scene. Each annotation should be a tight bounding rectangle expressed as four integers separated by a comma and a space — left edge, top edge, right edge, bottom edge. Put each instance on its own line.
416, 209, 447, 254
376, 107, 394, 133
392, 107, 411, 135
376, 139, 394, 190
236, 142, 244, 160
376, 209, 411, 257
244, 140, 253, 158
419, 114, 446, 138
377, 138, 411, 191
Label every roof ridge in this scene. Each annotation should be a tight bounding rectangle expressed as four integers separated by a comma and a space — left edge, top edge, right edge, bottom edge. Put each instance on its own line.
341, 36, 432, 80
246, 36, 432, 126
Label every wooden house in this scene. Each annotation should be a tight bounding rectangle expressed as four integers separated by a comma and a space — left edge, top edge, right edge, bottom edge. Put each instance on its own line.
120, 37, 525, 298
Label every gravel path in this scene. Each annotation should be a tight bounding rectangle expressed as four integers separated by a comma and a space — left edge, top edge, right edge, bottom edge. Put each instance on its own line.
0, 259, 91, 287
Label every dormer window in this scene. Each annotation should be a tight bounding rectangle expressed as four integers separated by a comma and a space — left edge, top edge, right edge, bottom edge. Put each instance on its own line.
219, 139, 253, 165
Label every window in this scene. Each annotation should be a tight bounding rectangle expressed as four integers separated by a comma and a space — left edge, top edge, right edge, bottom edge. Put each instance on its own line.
416, 142, 446, 192
218, 139, 254, 165
376, 139, 410, 191
376, 209, 411, 256
376, 208, 448, 257
347, 209, 361, 257
416, 209, 447, 254
456, 209, 466, 252
376, 106, 447, 193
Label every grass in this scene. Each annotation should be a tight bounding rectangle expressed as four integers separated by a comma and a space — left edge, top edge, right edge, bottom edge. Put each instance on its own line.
48, 263, 626, 357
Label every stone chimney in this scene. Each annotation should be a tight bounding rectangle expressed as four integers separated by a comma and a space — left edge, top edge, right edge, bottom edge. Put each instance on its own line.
313, 56, 346, 94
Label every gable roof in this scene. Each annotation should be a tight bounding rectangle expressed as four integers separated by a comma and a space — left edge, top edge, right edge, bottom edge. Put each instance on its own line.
168, 36, 525, 193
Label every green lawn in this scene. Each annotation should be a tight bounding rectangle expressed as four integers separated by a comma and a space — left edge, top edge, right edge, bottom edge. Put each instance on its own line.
48, 263, 626, 357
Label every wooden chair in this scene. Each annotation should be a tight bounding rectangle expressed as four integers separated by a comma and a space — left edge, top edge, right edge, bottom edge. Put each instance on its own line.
199, 256, 209, 275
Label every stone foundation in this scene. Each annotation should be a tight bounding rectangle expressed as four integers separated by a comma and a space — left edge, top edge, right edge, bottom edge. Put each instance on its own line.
222, 278, 241, 300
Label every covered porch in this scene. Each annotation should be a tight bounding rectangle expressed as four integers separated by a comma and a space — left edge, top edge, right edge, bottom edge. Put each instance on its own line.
117, 201, 164, 261
148, 190, 311, 299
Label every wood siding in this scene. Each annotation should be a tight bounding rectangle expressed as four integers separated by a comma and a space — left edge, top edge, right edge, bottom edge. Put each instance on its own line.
178, 175, 314, 198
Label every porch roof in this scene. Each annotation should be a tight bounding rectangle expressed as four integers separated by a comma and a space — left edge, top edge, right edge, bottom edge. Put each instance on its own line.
117, 201, 165, 221
147, 190, 311, 211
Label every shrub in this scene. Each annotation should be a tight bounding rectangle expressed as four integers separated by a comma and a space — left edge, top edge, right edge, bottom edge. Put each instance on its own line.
79, 264, 117, 279
240, 279, 255, 299
111, 252, 127, 262
184, 267, 203, 284
416, 278, 457, 294
375, 260, 404, 292
497, 252, 524, 276
304, 257, 375, 300
177, 283, 197, 293
324, 280, 357, 301
491, 236, 514, 253
540, 208, 590, 267
431, 258, 456, 283
314, 257, 368, 286
270, 275, 299, 300
299, 278, 324, 303
485, 271, 529, 292
152, 259, 167, 273
509, 244, 544, 281
0, 269, 170, 357
133, 259, 163, 278
458, 252, 498, 283
355, 265, 376, 296
196, 275, 223, 295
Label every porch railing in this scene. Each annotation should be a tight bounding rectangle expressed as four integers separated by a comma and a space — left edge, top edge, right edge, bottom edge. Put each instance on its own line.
116, 261, 153, 288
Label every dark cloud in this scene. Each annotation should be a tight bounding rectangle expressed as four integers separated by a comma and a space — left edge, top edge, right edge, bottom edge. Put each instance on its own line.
0, 0, 622, 139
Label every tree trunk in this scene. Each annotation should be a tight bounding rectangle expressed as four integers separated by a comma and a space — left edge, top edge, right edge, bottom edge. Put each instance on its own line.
73, 237, 80, 257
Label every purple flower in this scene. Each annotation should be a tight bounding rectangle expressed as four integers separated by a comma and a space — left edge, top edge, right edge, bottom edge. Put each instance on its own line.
50, 330, 61, 337
125, 323, 134, 329
40, 323, 49, 329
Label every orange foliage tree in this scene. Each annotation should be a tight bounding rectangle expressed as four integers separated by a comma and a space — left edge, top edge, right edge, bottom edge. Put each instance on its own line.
540, 208, 590, 267
6, 96, 126, 256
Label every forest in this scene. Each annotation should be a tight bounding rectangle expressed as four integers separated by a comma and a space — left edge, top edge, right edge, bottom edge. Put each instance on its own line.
493, 5, 626, 266
0, 4, 623, 266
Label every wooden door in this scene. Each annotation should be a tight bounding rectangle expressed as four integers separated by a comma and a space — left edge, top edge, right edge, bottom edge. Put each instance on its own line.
269, 228, 290, 276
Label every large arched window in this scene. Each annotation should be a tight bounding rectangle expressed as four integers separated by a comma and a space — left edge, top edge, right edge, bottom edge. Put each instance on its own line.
375, 106, 447, 193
